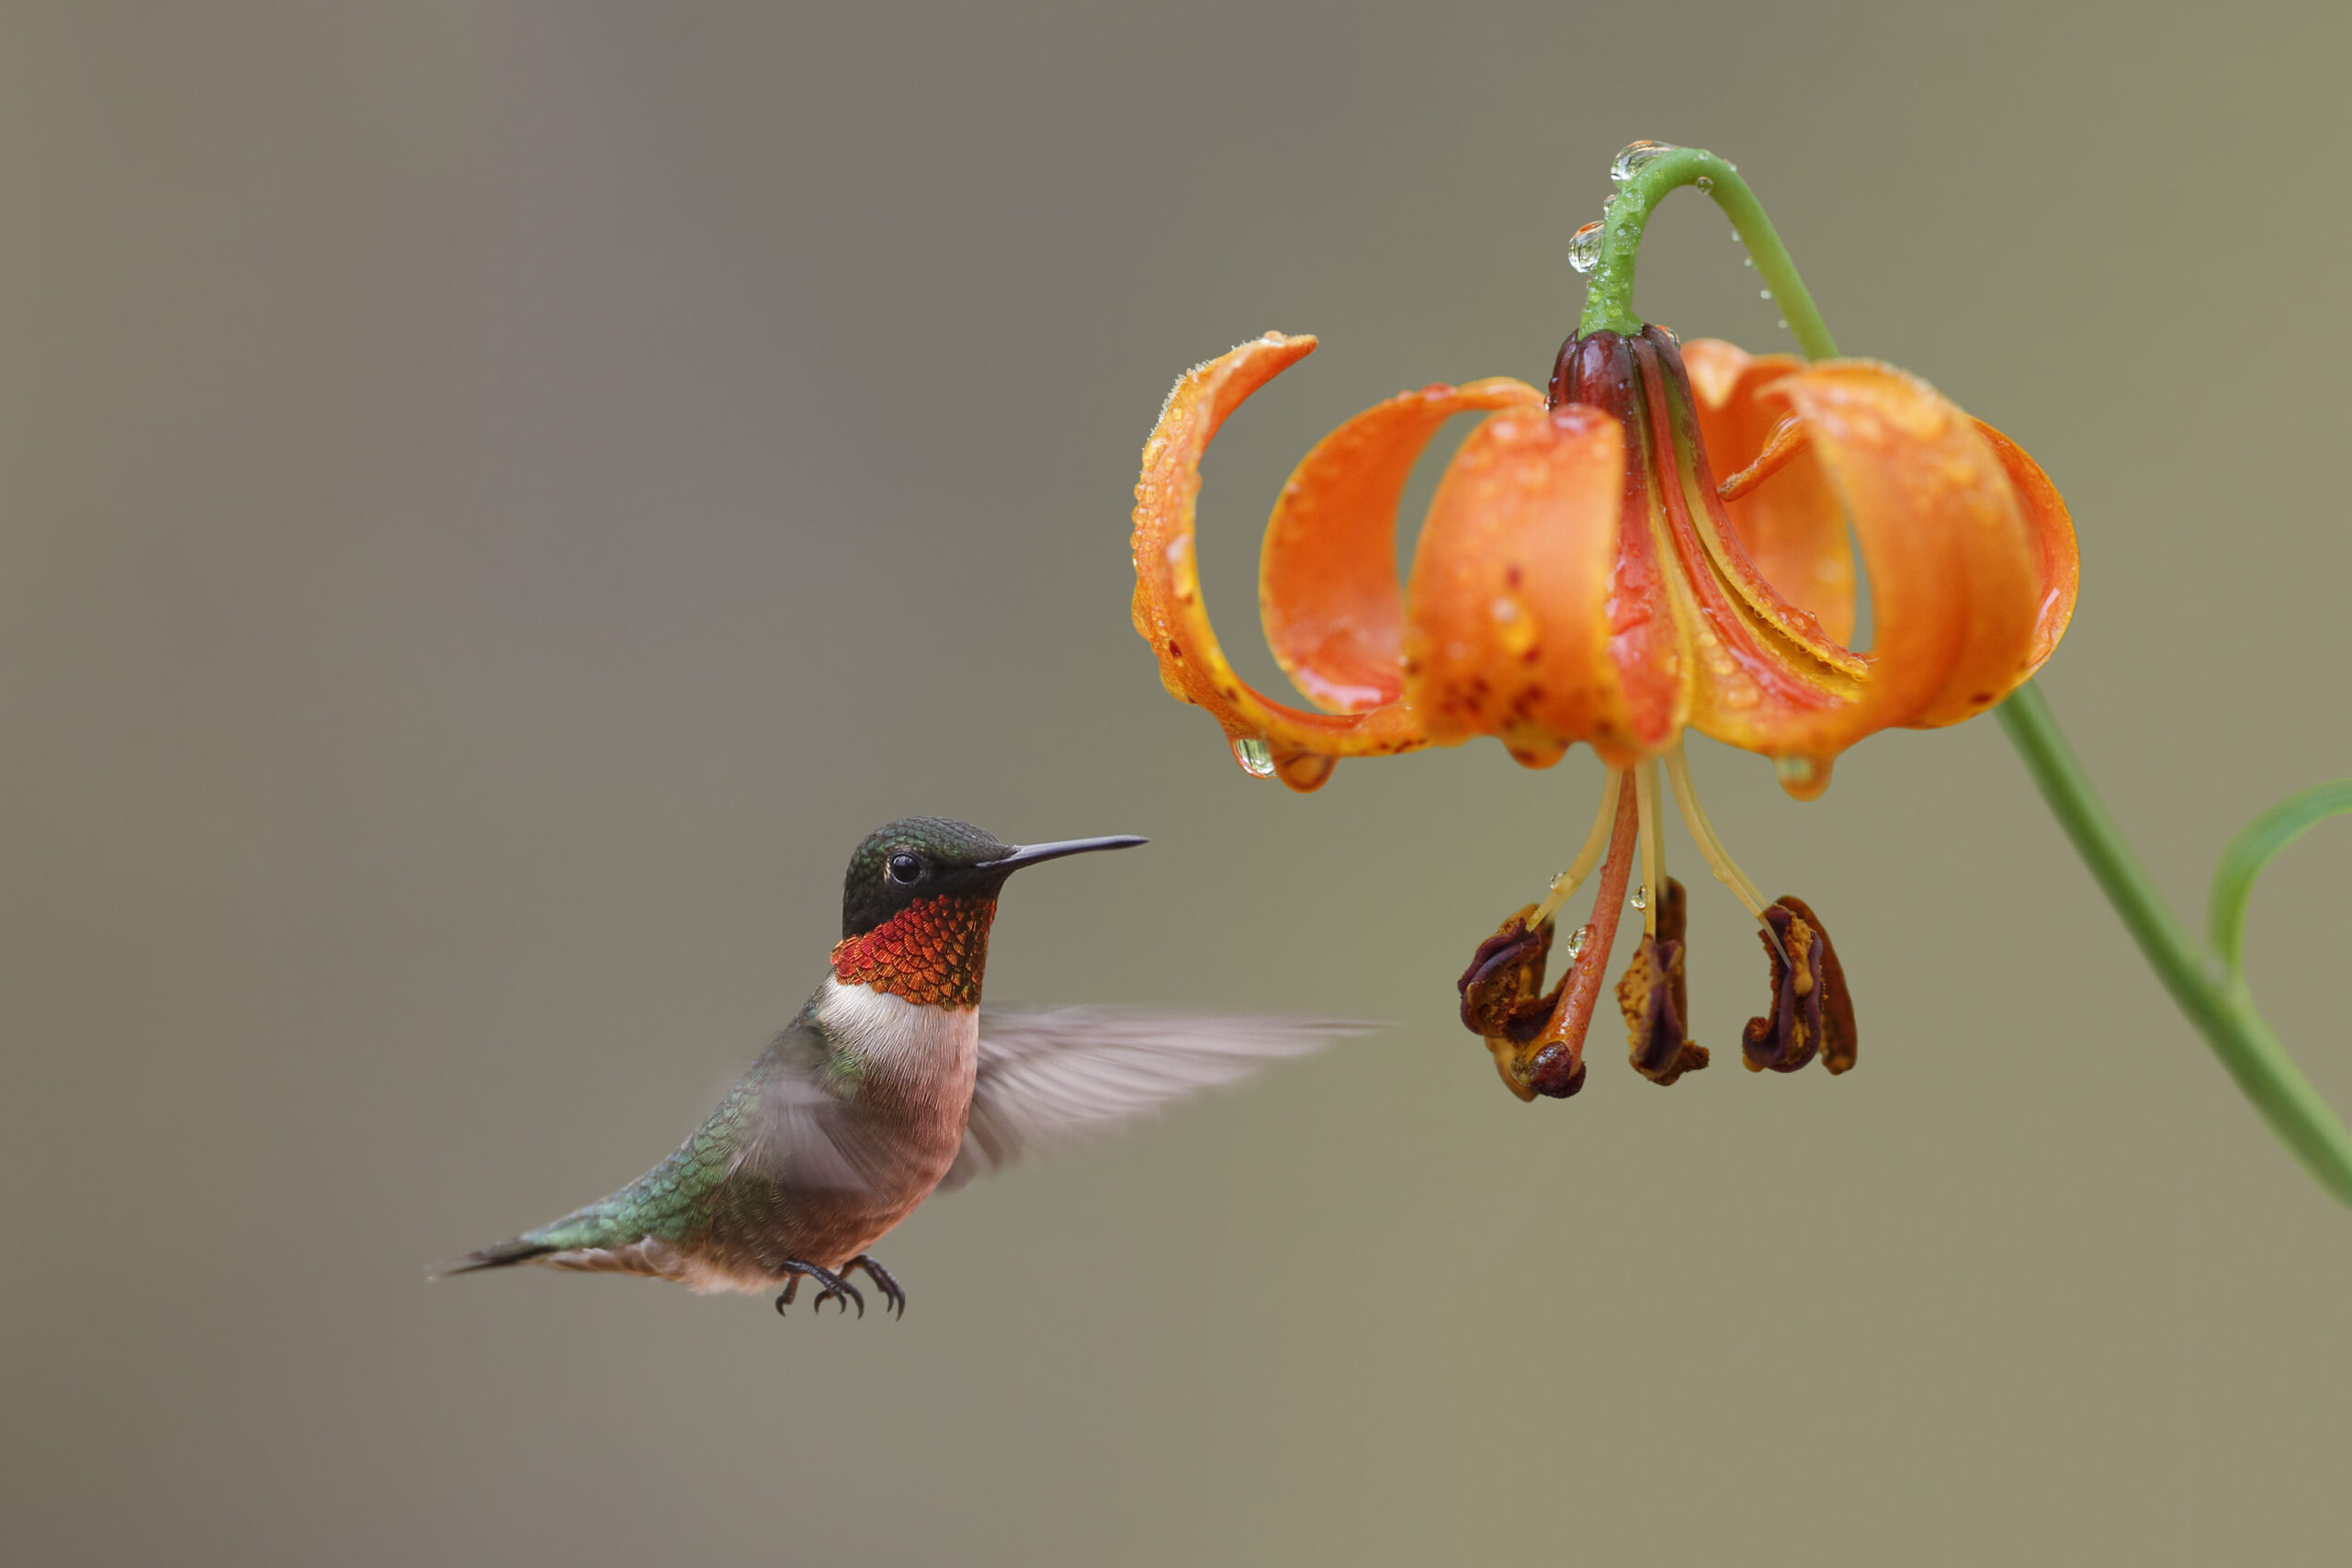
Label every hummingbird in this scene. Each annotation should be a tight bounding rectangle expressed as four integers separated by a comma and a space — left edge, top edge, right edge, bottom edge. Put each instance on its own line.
435, 817, 1361, 1317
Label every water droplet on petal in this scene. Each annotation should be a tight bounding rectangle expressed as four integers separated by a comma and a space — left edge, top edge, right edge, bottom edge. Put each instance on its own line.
1610, 140, 1679, 182
1631, 883, 1648, 910
1489, 594, 1538, 656
1233, 737, 1276, 778
1568, 220, 1605, 274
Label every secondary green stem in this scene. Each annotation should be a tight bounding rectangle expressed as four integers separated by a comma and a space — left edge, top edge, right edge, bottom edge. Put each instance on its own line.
1997, 686, 2352, 1202
1583, 144, 2352, 1202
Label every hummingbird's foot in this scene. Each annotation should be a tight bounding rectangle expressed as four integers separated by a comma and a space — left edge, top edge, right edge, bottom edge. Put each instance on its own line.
842, 1254, 905, 1319
772, 1259, 865, 1319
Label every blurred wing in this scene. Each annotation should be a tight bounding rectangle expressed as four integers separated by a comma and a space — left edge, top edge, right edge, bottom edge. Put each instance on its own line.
734, 1020, 911, 1196
942, 1007, 1377, 1189
744, 1064, 889, 1193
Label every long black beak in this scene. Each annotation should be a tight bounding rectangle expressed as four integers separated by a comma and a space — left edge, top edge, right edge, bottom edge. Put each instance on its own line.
979, 835, 1148, 874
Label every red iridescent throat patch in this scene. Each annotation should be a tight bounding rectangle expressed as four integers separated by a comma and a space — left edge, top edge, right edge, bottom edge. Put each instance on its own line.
830, 895, 998, 1008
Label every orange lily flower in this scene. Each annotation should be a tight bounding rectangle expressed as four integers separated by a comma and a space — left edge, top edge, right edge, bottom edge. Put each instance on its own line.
1130, 323, 2077, 1100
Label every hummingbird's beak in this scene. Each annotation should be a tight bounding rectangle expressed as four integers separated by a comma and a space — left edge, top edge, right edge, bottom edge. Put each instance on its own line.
980, 835, 1148, 874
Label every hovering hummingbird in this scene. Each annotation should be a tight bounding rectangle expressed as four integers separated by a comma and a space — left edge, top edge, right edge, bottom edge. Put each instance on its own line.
436, 817, 1360, 1317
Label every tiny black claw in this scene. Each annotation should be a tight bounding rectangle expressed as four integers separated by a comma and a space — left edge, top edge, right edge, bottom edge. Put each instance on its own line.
844, 1255, 907, 1319
773, 1258, 859, 1318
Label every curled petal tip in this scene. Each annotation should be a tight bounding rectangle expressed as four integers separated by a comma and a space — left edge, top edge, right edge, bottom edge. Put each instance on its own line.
1132, 334, 1440, 784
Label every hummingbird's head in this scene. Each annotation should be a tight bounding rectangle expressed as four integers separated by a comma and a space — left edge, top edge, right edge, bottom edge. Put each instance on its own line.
831, 818, 1145, 1007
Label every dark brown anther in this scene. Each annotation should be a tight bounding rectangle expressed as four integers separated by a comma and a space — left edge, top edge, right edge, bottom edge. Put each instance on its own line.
1456, 905, 1588, 1101
1458, 907, 1553, 1039
1526, 1043, 1587, 1099
1615, 877, 1709, 1086
1739, 895, 1857, 1075
1788, 896, 1857, 1074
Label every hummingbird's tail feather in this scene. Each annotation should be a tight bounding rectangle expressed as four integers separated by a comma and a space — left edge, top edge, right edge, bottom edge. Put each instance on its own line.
429, 1236, 559, 1279
428, 1197, 658, 1280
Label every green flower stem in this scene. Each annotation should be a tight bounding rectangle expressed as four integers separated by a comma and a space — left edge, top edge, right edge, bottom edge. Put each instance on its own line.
1577, 146, 1839, 362
1581, 143, 2352, 1202
1998, 686, 2352, 1203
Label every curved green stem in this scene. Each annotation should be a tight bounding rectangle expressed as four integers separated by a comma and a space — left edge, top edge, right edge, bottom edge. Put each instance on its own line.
1588, 144, 2352, 1202
2208, 780, 2352, 998
1998, 686, 2352, 1202
1578, 145, 1838, 361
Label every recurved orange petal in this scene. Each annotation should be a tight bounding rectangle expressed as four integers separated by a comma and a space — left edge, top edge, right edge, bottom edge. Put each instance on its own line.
1261, 378, 1543, 713
1972, 419, 2079, 669
1682, 338, 1856, 646
1130, 333, 1432, 790
1753, 360, 2051, 778
1402, 403, 1653, 769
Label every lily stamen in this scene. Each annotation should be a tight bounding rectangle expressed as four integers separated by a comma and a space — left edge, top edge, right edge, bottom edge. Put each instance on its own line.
1531, 768, 1625, 929
1662, 738, 1800, 968
1523, 777, 1645, 1095
1634, 760, 1666, 941
1661, 739, 1769, 921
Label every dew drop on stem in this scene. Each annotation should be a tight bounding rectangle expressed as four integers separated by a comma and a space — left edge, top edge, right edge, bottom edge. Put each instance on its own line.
1610, 140, 1678, 182
1568, 220, 1604, 274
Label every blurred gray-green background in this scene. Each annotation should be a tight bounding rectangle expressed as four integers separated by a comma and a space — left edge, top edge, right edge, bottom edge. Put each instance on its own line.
6, 3, 2349, 1562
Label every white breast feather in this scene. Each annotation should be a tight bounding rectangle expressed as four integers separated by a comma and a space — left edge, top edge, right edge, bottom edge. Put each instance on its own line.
813, 976, 980, 1103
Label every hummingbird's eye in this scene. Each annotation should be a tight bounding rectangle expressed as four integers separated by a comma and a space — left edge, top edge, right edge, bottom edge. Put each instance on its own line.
886, 852, 923, 885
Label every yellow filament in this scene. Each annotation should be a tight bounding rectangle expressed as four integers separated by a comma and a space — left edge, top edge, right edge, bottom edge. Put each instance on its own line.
1662, 738, 1769, 919
1531, 768, 1624, 929
1634, 759, 1664, 940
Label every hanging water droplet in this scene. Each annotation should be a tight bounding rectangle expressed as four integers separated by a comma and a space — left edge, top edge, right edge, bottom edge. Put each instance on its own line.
1759, 288, 1773, 300
1777, 319, 1790, 331
1610, 140, 1678, 182
1742, 255, 1755, 268
1631, 883, 1649, 911
1562, 926, 1589, 961
1567, 220, 1605, 274
1693, 175, 1714, 193
1232, 737, 1276, 778
1773, 756, 1817, 788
